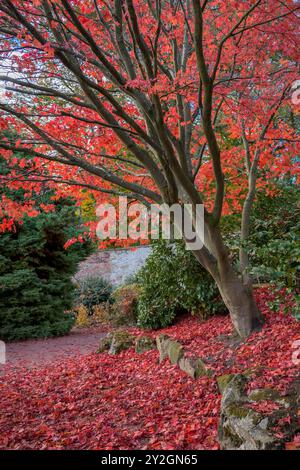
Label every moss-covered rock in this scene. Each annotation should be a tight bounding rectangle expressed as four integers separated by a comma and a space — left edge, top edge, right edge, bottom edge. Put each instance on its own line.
219, 402, 277, 450
168, 340, 184, 364
218, 379, 300, 450
135, 335, 156, 354
108, 329, 135, 355
97, 333, 113, 353
156, 334, 211, 379
226, 403, 255, 420
248, 388, 281, 402
217, 374, 235, 394
221, 425, 244, 448
179, 356, 211, 378
221, 374, 248, 409
156, 334, 171, 362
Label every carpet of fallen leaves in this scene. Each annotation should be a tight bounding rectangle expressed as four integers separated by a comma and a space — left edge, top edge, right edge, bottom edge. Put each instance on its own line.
0, 288, 299, 450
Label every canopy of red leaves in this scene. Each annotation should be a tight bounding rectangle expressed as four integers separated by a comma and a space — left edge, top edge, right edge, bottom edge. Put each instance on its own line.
0, 0, 299, 238
0, 288, 299, 450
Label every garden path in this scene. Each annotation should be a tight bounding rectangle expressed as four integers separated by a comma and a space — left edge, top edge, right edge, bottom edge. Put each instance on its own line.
0, 327, 106, 373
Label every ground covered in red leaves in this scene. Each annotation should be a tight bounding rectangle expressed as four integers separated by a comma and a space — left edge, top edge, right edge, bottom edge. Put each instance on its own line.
0, 289, 299, 450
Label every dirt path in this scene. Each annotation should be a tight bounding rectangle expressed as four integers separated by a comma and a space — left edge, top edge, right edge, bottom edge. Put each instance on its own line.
0, 327, 106, 374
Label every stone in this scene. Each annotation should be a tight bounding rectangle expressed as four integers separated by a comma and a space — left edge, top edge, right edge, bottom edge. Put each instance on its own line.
97, 333, 113, 353
156, 334, 211, 378
217, 374, 235, 394
248, 388, 281, 402
218, 376, 300, 450
178, 356, 197, 378
135, 335, 156, 354
156, 334, 171, 362
167, 340, 184, 364
219, 403, 278, 450
221, 374, 248, 408
179, 356, 210, 378
108, 329, 135, 355
97, 330, 135, 355
156, 334, 184, 364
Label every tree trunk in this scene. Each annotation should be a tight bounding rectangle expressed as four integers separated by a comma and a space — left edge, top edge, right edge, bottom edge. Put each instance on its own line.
239, 147, 260, 286
192, 226, 264, 338
214, 265, 263, 338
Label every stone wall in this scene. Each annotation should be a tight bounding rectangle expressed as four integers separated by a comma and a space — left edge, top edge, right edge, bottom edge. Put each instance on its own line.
74, 246, 151, 285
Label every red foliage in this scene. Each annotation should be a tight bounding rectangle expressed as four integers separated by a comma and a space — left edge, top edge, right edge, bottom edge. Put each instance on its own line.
0, 289, 299, 450
0, 1, 299, 236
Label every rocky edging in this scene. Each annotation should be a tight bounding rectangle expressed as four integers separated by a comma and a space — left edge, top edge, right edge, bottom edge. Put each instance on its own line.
217, 374, 300, 450
156, 334, 212, 379
97, 331, 299, 450
97, 331, 211, 378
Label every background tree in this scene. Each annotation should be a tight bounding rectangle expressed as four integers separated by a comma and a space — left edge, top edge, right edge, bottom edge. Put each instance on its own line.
0, 0, 298, 337
0, 196, 92, 341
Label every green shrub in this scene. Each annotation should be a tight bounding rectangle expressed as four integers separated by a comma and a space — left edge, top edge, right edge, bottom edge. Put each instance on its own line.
136, 240, 225, 329
249, 183, 300, 290
74, 277, 113, 314
224, 181, 300, 319
0, 205, 91, 341
266, 289, 300, 319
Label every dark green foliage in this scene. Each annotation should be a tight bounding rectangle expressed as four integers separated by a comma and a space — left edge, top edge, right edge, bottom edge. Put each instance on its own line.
73, 277, 113, 314
249, 183, 300, 318
223, 181, 300, 319
226, 182, 300, 288
136, 240, 226, 329
249, 183, 300, 285
0, 204, 92, 341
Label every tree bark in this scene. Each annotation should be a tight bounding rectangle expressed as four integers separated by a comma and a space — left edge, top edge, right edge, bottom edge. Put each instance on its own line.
192, 224, 264, 338
215, 264, 263, 338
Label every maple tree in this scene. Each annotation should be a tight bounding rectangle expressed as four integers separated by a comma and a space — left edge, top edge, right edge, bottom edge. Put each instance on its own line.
0, 0, 299, 337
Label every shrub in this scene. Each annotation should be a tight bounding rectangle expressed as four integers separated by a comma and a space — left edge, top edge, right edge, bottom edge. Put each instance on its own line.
92, 303, 111, 325
0, 205, 90, 341
74, 305, 89, 327
109, 283, 141, 326
74, 303, 110, 327
248, 182, 300, 292
136, 241, 225, 329
73, 277, 113, 314
266, 289, 300, 320
224, 181, 300, 319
